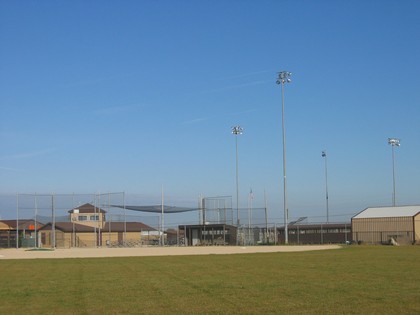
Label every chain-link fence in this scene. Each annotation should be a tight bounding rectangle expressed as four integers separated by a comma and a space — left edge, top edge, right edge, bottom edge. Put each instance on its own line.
352, 231, 415, 245
1, 193, 359, 248
0, 193, 165, 248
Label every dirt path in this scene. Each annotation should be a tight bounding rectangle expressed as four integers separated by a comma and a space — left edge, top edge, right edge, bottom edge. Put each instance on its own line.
0, 245, 341, 259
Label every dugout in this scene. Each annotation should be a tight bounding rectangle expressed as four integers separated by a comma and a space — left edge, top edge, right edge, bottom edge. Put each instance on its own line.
179, 224, 237, 246
352, 205, 420, 245
0, 219, 44, 248
277, 223, 352, 245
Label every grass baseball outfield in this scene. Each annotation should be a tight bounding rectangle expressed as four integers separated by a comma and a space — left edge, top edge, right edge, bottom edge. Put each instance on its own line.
1, 245, 419, 314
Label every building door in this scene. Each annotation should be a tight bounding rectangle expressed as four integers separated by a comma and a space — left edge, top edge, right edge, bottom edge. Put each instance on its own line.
192, 229, 199, 246
41, 232, 47, 246
118, 232, 123, 245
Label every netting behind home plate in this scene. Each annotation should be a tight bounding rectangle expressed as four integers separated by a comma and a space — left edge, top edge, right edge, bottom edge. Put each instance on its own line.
201, 195, 275, 245
200, 195, 271, 227
12, 193, 159, 249
200, 196, 234, 225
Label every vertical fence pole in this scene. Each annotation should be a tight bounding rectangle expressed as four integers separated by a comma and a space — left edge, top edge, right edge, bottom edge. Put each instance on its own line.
123, 191, 126, 246
35, 193, 38, 248
52, 194, 56, 249
16, 193, 19, 249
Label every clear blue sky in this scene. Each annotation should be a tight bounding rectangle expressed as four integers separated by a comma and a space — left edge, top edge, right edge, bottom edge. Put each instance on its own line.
1, 1, 419, 223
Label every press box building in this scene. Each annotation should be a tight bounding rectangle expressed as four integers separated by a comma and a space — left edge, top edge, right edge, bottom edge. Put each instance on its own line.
352, 205, 420, 245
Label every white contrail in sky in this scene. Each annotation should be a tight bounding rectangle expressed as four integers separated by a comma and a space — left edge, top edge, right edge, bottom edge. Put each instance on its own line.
219, 69, 273, 80
181, 117, 208, 125
197, 80, 270, 95
93, 104, 145, 115
181, 109, 257, 125
0, 148, 56, 160
0, 166, 22, 172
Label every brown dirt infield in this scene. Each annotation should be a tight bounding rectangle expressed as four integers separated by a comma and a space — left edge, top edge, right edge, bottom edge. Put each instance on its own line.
0, 245, 341, 259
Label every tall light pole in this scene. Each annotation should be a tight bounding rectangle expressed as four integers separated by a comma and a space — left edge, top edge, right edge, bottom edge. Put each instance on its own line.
322, 150, 329, 223
276, 70, 291, 244
388, 138, 400, 206
232, 125, 243, 226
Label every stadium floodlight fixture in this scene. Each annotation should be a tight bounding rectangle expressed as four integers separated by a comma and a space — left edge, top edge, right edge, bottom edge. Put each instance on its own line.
388, 137, 400, 206
276, 70, 291, 244
388, 138, 400, 147
276, 71, 292, 85
231, 125, 243, 136
231, 125, 243, 229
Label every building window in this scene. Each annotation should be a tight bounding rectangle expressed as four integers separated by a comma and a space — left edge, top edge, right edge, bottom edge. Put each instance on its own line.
78, 216, 87, 221
90, 215, 99, 221
339, 228, 351, 233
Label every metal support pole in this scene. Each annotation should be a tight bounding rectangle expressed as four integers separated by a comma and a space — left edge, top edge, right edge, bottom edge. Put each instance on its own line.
388, 138, 400, 206
391, 144, 396, 206
52, 194, 55, 249
322, 150, 330, 223
277, 71, 291, 244
235, 133, 240, 226
16, 193, 19, 249
161, 185, 164, 246
232, 126, 243, 245
281, 80, 288, 244
35, 193, 38, 248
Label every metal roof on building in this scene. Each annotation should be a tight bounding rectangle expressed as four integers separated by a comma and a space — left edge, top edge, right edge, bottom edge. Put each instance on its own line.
0, 219, 43, 230
68, 203, 107, 214
39, 221, 156, 233
352, 205, 420, 219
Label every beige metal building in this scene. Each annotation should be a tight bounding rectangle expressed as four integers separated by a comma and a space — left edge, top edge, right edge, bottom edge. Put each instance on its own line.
352, 205, 420, 245
38, 203, 157, 248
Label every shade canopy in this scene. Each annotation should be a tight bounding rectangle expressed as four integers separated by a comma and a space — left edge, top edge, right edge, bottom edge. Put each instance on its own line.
111, 205, 199, 213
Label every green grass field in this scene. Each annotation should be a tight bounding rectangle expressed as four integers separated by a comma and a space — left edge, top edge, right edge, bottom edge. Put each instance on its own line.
1, 246, 419, 314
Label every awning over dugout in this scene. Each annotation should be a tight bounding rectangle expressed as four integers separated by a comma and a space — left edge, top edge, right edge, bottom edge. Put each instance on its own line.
111, 205, 200, 213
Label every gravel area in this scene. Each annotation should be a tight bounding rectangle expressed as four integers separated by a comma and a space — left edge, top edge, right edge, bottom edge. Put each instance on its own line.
0, 245, 341, 259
